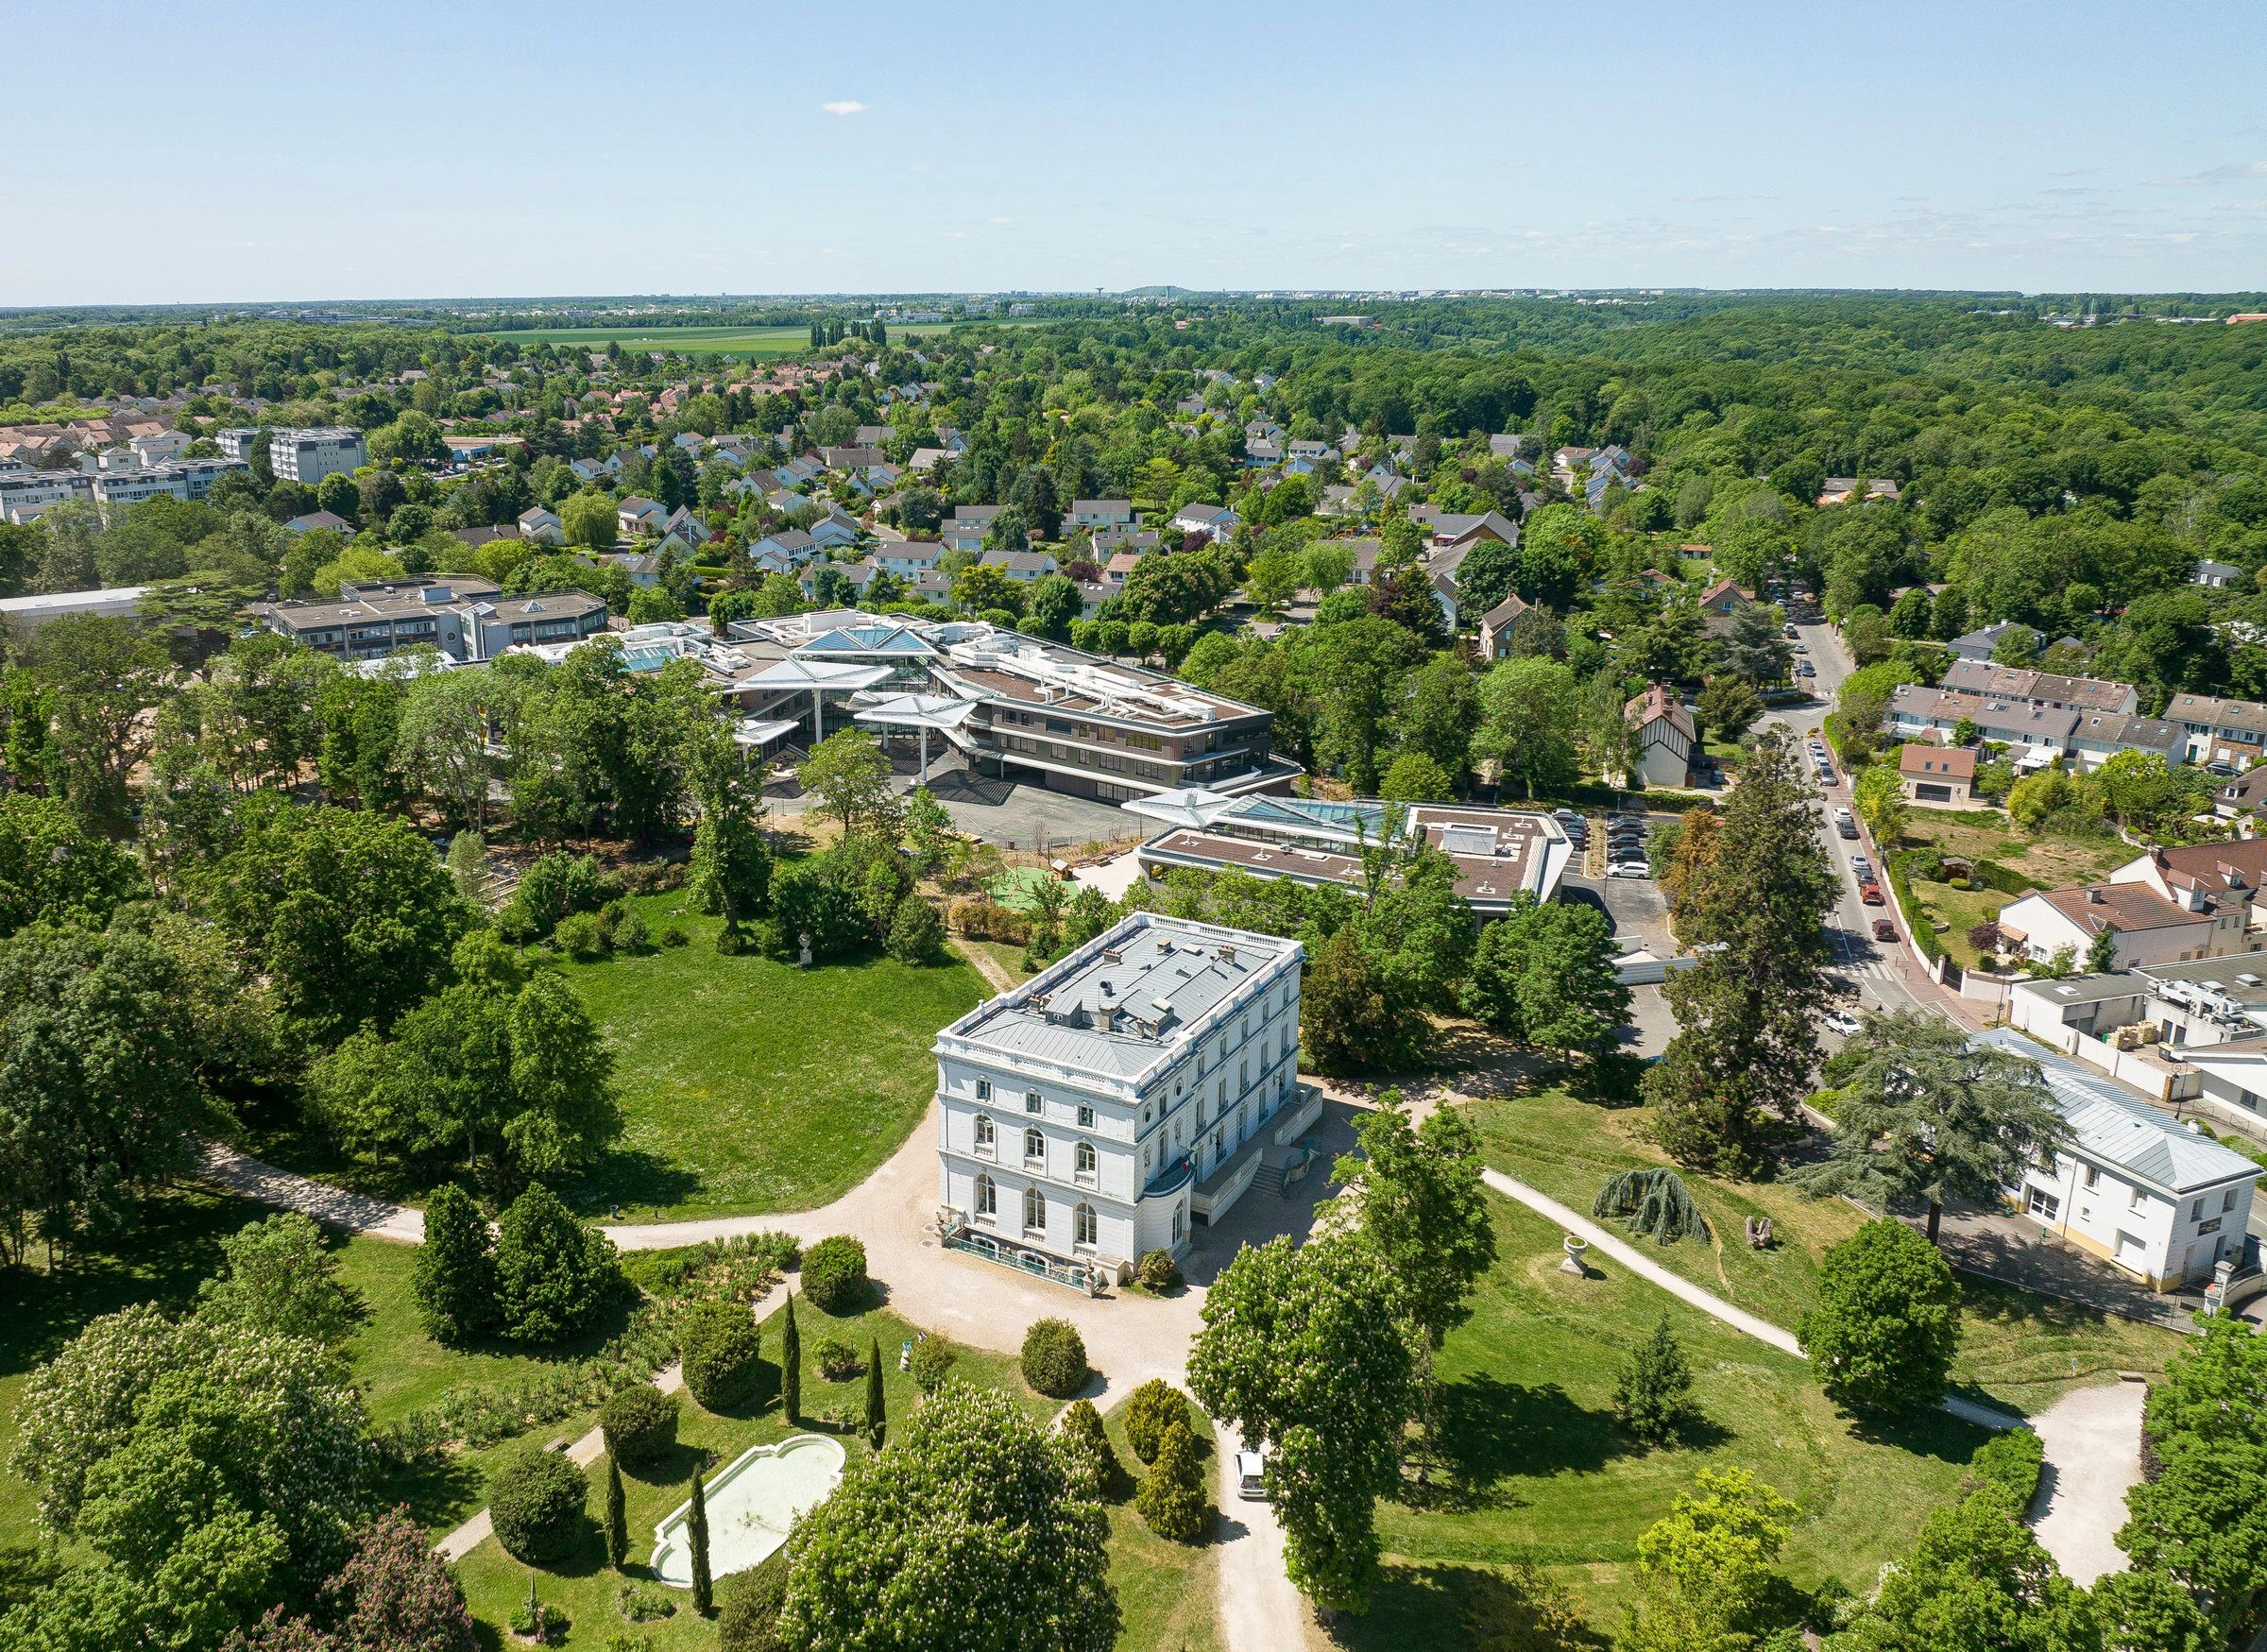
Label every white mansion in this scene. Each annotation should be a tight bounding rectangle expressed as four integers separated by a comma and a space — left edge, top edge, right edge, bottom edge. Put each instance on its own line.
933, 912, 1304, 1279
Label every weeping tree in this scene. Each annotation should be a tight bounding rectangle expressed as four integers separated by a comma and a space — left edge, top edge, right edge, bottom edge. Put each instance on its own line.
1594, 1167, 1711, 1244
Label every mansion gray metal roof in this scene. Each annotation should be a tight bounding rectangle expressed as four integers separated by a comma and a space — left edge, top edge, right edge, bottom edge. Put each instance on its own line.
937, 913, 1299, 1081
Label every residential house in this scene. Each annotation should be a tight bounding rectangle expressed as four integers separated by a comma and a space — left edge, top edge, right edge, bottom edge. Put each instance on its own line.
659, 505, 711, 548
799, 560, 883, 603
1242, 440, 1283, 469
873, 541, 944, 579
1898, 742, 1976, 806
256, 580, 606, 665
2193, 559, 2246, 589
1067, 500, 1136, 532
1487, 434, 1525, 460
1170, 502, 1239, 542
519, 505, 564, 546
1429, 511, 1520, 554
1948, 619, 2042, 662
1477, 592, 1531, 660
810, 507, 862, 549
2166, 693, 2267, 768
1102, 551, 1142, 588
1429, 571, 1460, 632
450, 524, 522, 552
932, 911, 1306, 1276
1625, 686, 1695, 789
1999, 839, 2267, 969
909, 447, 951, 472
282, 509, 353, 536
1939, 659, 2138, 716
2214, 766, 2267, 821
1317, 485, 1358, 517
616, 496, 668, 538
1815, 477, 1901, 506
980, 550, 1057, 583
1697, 578, 1756, 636
750, 529, 823, 573
2070, 713, 2185, 773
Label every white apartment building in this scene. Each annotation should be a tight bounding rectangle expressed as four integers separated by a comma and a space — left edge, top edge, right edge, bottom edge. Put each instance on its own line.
1980, 1029, 2259, 1292
933, 913, 1304, 1280
268, 427, 366, 484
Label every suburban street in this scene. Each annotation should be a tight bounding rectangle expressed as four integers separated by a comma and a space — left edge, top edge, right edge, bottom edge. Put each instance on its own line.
1771, 598, 1946, 1023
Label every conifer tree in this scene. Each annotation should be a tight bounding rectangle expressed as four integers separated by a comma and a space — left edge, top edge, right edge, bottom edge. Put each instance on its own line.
690, 1466, 713, 1613
865, 1336, 887, 1449
781, 1292, 801, 1422
604, 1452, 628, 1569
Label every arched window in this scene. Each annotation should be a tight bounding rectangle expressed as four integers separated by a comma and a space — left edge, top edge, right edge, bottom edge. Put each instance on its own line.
1023, 1185, 1047, 1234
974, 1115, 996, 1156
1024, 1126, 1046, 1165
974, 1173, 997, 1219
1076, 1140, 1098, 1182
1074, 1202, 1098, 1248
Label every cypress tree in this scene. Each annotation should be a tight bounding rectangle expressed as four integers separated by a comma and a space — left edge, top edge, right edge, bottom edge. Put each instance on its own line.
864, 1336, 887, 1449
689, 1467, 713, 1613
603, 1453, 628, 1569
781, 1292, 801, 1422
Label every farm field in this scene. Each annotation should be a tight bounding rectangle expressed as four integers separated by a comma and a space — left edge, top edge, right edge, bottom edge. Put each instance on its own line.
489, 319, 1046, 356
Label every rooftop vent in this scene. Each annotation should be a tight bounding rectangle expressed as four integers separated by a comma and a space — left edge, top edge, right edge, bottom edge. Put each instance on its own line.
1218, 944, 1236, 963
1101, 947, 1122, 962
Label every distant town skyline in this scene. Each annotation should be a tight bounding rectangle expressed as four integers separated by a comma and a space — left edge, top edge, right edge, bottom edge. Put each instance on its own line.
7, 0, 2266, 304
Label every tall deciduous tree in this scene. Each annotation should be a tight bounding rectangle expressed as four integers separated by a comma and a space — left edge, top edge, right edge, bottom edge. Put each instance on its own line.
1457, 892, 1630, 1055
796, 728, 899, 842
1795, 1012, 2069, 1245
1187, 1234, 1413, 1615
207, 803, 468, 1045
1797, 1218, 1961, 1416
1645, 731, 1837, 1177
1476, 656, 1579, 799
777, 1383, 1116, 1652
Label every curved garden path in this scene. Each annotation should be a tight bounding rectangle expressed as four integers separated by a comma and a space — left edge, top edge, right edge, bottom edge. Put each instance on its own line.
200, 1005, 2130, 1648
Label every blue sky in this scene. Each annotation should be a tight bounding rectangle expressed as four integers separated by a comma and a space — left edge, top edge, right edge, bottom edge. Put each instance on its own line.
6, 0, 2265, 303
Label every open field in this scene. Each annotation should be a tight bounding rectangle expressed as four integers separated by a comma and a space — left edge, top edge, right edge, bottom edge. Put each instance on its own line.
1900, 809, 2132, 891
1465, 1088, 2183, 1414
557, 891, 986, 1219
491, 319, 1048, 356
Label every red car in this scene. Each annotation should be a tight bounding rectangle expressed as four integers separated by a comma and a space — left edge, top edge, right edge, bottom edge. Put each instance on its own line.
1860, 882, 1884, 906
1872, 918, 1897, 942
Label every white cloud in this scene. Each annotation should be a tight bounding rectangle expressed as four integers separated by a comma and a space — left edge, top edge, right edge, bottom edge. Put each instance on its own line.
821, 100, 867, 116
987, 215, 1012, 225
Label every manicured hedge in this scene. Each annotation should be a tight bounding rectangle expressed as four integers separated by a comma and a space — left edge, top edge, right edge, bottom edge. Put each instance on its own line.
678, 1302, 764, 1411
489, 1445, 589, 1564
600, 1384, 679, 1465
1967, 1426, 2045, 1510
1123, 1378, 1191, 1465
1019, 1318, 1089, 1399
800, 1235, 869, 1315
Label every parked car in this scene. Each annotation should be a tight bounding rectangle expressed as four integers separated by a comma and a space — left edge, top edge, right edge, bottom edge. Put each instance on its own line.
1872, 918, 1898, 942
1860, 882, 1884, 905
1236, 1448, 1270, 1501
1832, 807, 1858, 839
1824, 1010, 1863, 1036
1610, 860, 1652, 878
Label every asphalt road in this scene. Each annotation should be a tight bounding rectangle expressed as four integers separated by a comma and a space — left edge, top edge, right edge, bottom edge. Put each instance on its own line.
1763, 600, 1936, 1022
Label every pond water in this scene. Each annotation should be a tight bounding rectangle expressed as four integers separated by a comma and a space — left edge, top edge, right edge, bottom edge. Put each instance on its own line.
650, 1433, 845, 1586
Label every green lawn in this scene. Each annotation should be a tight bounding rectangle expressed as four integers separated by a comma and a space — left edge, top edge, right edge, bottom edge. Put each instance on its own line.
1362, 1192, 1989, 1640
1910, 877, 2009, 969
1102, 1394, 1221, 1652
556, 893, 986, 1218
1467, 1089, 2183, 1414
448, 1291, 1045, 1648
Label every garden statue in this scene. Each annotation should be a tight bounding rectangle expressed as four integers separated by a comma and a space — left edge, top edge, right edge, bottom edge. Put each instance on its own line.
798, 930, 813, 967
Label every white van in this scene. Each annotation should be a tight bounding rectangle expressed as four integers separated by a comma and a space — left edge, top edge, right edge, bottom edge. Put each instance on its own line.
1236, 1449, 1270, 1501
